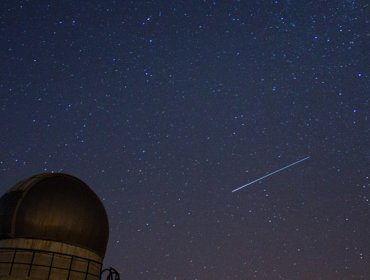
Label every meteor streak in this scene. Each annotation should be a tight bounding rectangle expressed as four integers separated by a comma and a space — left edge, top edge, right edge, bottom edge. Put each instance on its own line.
232, 156, 310, 193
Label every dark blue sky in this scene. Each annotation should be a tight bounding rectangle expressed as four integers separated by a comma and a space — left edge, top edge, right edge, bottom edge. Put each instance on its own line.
0, 1, 369, 279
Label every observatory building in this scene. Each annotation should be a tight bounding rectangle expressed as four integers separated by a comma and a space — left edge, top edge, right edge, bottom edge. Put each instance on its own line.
0, 173, 109, 279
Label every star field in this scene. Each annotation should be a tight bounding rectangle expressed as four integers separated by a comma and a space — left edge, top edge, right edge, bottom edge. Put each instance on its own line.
0, 1, 369, 279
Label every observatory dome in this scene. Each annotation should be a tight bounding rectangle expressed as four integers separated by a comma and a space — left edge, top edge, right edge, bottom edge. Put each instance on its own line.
0, 173, 109, 257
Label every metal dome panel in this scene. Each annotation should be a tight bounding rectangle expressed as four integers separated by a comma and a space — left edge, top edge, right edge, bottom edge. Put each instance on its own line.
0, 173, 109, 258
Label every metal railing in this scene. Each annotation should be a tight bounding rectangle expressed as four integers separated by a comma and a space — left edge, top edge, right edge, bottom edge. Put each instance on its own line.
0, 247, 102, 279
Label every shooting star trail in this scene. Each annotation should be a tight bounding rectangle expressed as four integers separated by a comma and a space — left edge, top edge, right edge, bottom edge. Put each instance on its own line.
232, 156, 310, 193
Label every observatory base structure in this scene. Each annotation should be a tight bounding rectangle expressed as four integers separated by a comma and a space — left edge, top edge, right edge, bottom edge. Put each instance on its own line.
0, 238, 102, 279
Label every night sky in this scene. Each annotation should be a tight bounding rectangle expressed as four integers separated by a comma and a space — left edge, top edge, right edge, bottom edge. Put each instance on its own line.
0, 1, 369, 279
